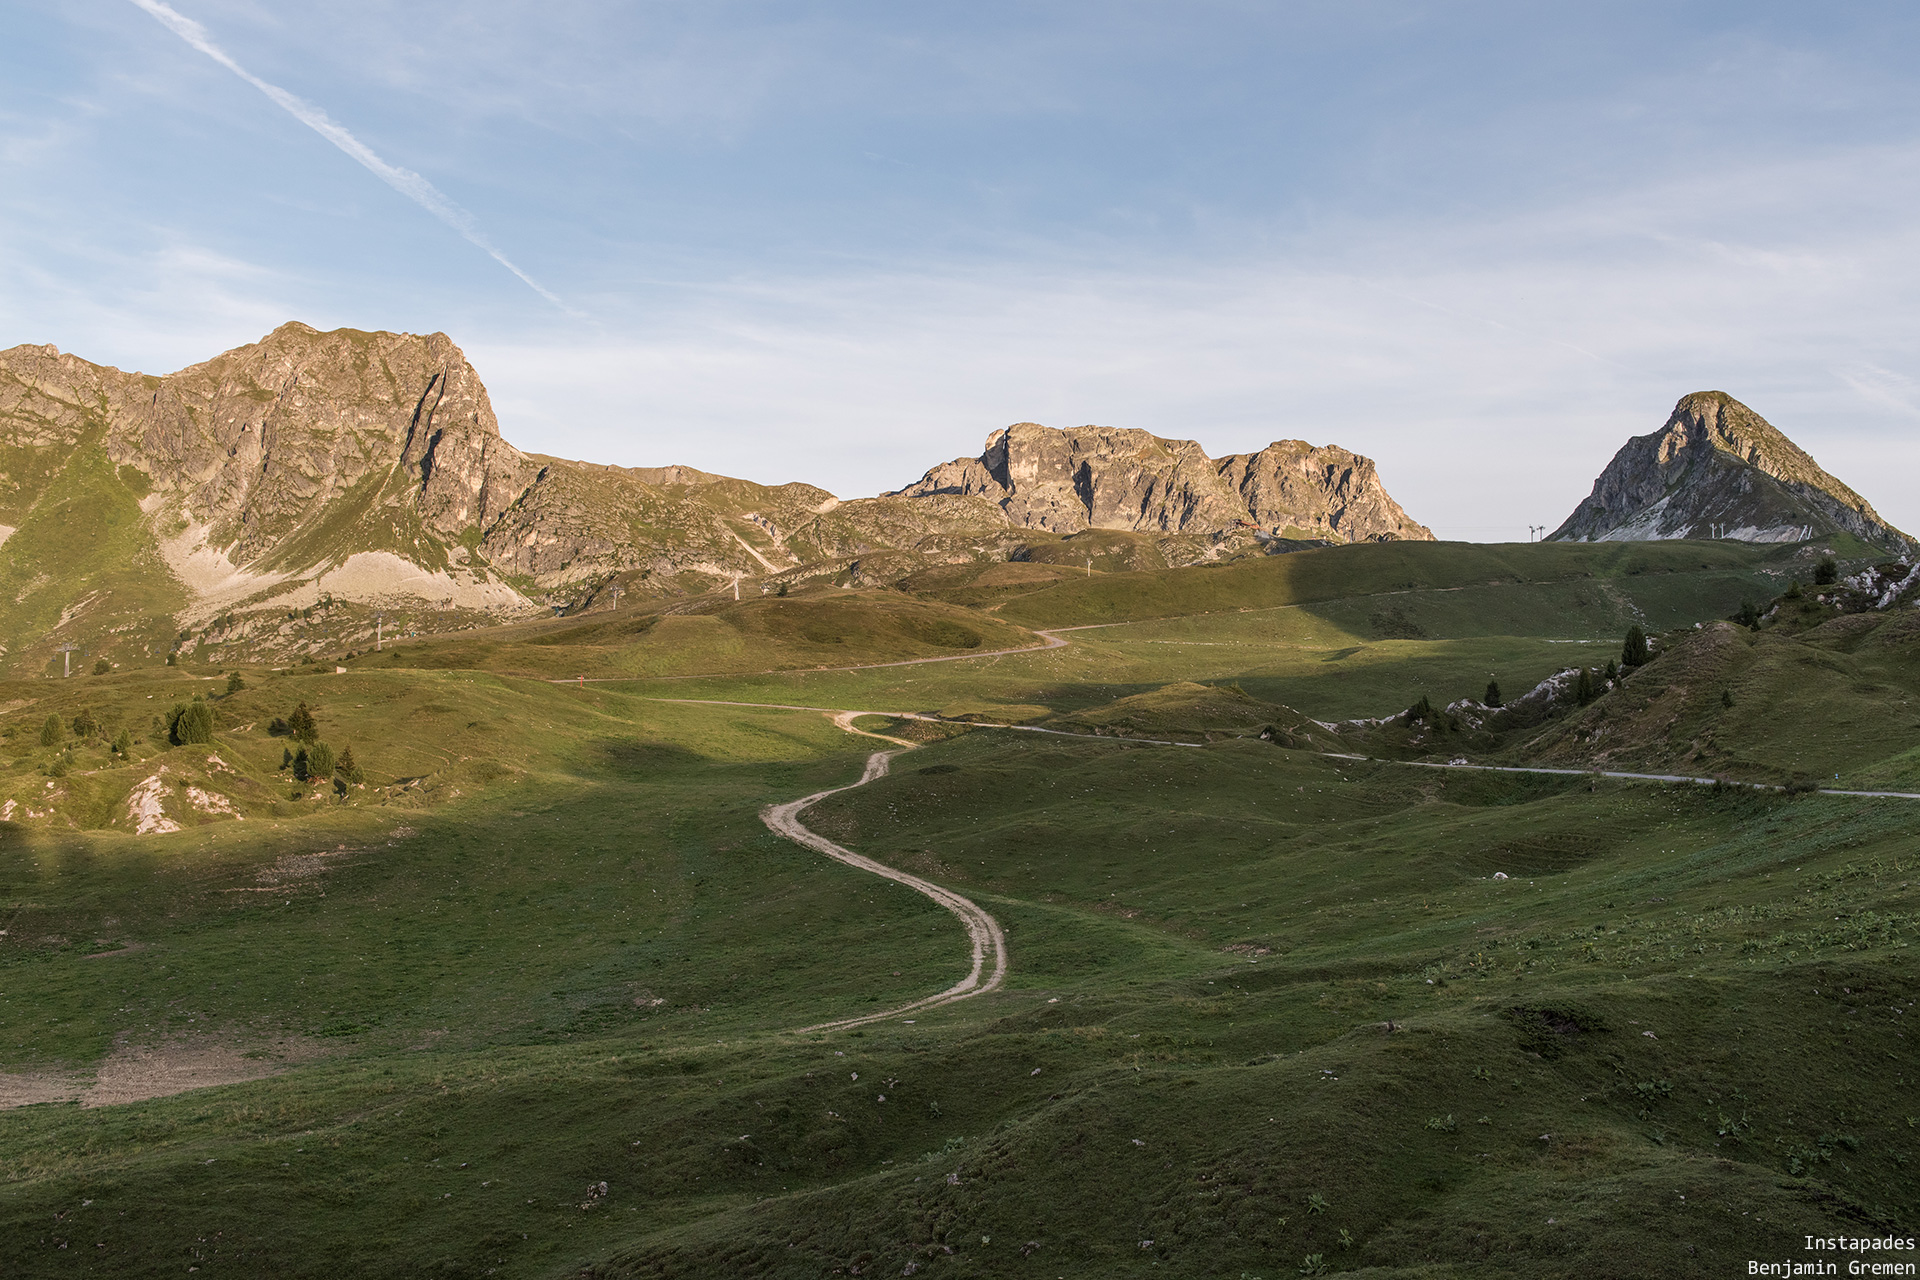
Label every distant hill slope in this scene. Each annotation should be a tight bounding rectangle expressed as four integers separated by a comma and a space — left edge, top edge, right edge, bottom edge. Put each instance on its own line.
892, 421, 1433, 542
1550, 391, 1911, 552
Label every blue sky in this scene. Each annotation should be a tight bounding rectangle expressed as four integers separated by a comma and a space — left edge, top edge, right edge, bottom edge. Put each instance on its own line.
6, 2, 1920, 539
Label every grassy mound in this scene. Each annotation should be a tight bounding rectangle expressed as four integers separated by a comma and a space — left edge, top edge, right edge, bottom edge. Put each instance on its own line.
1046, 679, 1347, 749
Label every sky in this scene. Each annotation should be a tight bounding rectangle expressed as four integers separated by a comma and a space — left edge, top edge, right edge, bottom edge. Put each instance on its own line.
5, 2, 1920, 541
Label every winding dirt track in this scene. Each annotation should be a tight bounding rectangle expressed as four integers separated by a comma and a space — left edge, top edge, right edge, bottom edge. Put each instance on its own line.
761, 740, 1008, 1033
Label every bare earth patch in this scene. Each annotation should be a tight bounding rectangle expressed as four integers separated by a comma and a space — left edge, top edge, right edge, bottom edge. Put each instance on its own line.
0, 1069, 87, 1108
0, 1035, 328, 1110
85, 1036, 325, 1108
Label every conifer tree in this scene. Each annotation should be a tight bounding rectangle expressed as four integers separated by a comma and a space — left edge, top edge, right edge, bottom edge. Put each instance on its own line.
287, 701, 318, 744
1484, 679, 1501, 707
169, 699, 214, 745
304, 741, 336, 781
1621, 625, 1650, 668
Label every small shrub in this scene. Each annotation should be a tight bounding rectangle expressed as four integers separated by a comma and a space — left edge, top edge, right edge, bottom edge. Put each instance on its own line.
1784, 580, 1803, 601
71, 710, 99, 739
1721, 688, 1735, 708
1306, 1192, 1330, 1214
39, 714, 63, 748
1814, 558, 1838, 586
1425, 1114, 1458, 1132
92, 658, 110, 675
112, 729, 133, 757
165, 652, 177, 666
1735, 599, 1762, 628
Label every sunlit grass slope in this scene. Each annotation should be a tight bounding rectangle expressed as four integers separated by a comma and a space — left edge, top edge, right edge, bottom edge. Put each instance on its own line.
375, 590, 1041, 680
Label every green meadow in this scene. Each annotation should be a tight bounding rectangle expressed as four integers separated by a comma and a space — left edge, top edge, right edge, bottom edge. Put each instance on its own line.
0, 539, 1913, 1278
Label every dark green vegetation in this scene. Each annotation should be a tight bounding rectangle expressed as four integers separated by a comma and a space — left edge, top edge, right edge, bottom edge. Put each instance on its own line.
0, 538, 1914, 1278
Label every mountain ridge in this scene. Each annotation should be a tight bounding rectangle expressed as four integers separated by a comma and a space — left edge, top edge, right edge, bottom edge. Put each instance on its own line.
0, 322, 1431, 673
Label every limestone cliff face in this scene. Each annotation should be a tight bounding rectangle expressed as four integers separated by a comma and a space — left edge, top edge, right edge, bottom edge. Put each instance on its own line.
1550, 392, 1911, 552
0, 322, 539, 561
127, 323, 540, 563
896, 422, 1433, 541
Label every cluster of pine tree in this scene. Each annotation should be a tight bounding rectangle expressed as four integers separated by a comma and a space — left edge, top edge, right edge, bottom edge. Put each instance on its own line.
271, 701, 366, 790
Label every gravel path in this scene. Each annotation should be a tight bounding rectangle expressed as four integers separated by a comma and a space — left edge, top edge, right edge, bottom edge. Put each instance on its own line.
759, 736, 1008, 1033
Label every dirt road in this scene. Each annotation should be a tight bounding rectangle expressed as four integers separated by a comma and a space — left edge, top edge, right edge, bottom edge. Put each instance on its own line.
761, 744, 1008, 1033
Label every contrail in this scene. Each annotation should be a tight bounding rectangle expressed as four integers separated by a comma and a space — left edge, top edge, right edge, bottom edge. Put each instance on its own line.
129, 0, 568, 310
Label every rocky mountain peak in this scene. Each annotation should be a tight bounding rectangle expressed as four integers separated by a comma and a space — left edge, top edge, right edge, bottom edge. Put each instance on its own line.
1550, 392, 1909, 551
896, 421, 1432, 542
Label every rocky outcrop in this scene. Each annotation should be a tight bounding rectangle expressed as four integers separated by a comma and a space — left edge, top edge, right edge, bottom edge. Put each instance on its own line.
894, 422, 1433, 542
0, 322, 542, 566
1550, 392, 1912, 552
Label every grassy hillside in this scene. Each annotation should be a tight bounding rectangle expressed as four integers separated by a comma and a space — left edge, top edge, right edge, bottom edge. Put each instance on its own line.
1503, 604, 1920, 789
0, 440, 182, 678
0, 536, 1913, 1278
376, 589, 1043, 681
983, 538, 1805, 630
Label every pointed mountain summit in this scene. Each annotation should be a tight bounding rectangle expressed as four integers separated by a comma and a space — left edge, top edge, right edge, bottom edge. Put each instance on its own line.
894, 422, 1433, 542
1549, 392, 1911, 553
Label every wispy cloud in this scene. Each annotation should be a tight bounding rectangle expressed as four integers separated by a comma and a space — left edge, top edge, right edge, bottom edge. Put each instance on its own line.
126, 0, 568, 311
